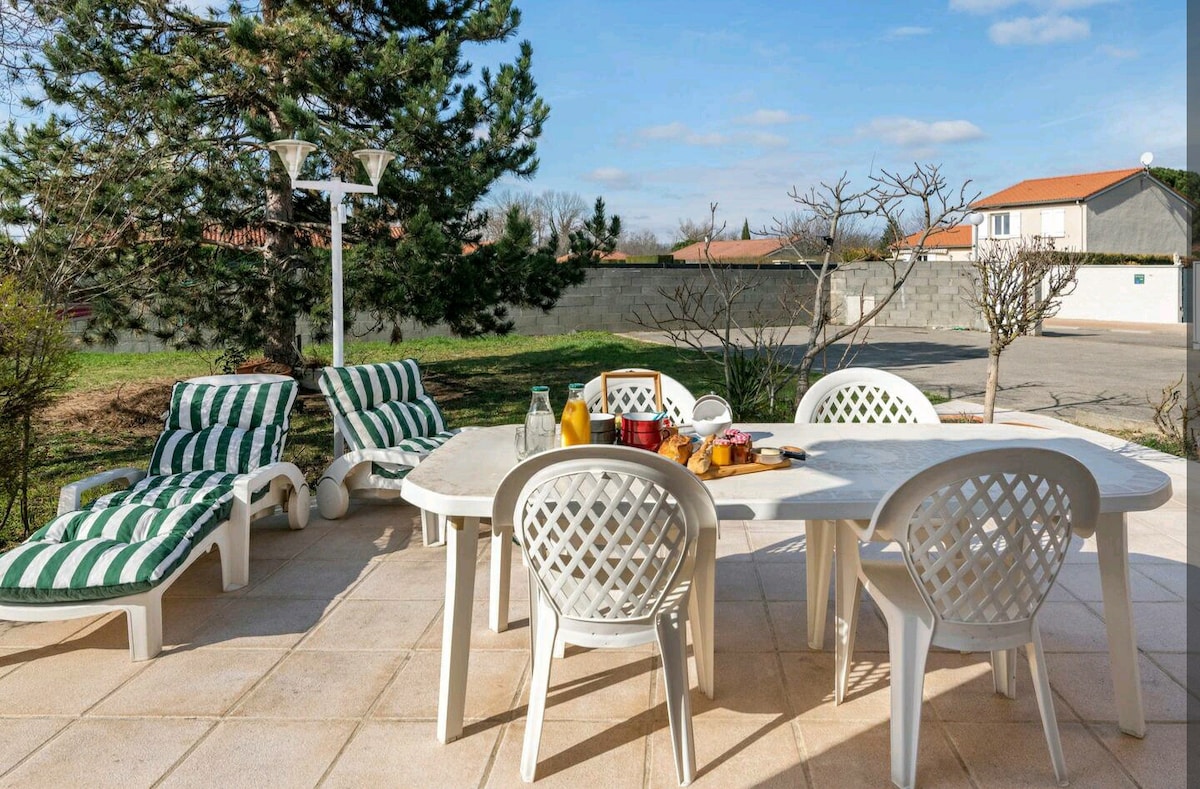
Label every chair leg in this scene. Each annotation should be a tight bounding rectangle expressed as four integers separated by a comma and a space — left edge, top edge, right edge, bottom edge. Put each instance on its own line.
125, 595, 163, 662
225, 517, 250, 591
806, 519, 835, 649
883, 608, 934, 789
991, 648, 1017, 699
834, 522, 863, 704
522, 597, 559, 783
656, 607, 697, 786
1027, 626, 1068, 787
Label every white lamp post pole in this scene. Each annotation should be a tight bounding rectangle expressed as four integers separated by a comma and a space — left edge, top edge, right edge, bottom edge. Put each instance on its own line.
267, 140, 395, 452
966, 211, 985, 261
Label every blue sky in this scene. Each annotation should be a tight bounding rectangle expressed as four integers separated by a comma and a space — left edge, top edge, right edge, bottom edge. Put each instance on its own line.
488, 0, 1187, 241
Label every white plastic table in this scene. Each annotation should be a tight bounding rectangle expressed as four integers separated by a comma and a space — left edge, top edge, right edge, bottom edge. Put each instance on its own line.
401, 423, 1172, 743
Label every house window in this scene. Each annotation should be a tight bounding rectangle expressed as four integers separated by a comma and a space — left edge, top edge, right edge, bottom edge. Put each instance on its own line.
991, 213, 1011, 237
1041, 208, 1065, 238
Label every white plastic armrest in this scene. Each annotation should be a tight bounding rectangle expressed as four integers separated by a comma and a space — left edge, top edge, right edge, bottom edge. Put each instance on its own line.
234, 462, 309, 508
322, 447, 428, 482
58, 467, 146, 516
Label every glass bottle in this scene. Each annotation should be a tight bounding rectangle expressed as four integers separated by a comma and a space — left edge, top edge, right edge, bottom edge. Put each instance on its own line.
524, 386, 556, 456
560, 383, 590, 446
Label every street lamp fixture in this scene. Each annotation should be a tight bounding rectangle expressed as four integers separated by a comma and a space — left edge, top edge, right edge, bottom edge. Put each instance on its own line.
966, 211, 985, 261
267, 138, 395, 452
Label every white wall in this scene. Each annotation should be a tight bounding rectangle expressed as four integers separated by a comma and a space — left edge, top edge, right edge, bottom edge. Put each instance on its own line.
1052, 265, 1182, 323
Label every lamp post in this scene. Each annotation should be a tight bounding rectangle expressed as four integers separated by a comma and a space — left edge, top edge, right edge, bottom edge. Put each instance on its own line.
267, 139, 395, 369
966, 211, 985, 261
268, 139, 395, 453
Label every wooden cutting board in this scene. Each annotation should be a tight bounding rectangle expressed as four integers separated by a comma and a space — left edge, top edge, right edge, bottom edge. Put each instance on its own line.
698, 457, 792, 480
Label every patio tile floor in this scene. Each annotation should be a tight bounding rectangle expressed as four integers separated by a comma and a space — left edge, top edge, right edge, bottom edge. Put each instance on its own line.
0, 442, 1189, 788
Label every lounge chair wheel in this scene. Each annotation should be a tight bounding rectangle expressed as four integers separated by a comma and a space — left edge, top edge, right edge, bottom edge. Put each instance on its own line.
316, 477, 349, 520
288, 485, 311, 530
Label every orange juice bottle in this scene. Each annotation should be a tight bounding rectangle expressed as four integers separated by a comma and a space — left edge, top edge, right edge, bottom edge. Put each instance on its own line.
561, 383, 590, 446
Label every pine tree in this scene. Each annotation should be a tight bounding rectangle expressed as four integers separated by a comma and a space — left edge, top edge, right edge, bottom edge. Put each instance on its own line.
0, 1, 592, 363
740, 218, 751, 240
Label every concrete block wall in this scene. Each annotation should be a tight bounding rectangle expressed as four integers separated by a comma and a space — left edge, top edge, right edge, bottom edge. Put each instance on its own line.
830, 260, 986, 330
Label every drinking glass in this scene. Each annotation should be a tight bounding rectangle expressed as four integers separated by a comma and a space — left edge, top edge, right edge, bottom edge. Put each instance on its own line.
514, 426, 529, 461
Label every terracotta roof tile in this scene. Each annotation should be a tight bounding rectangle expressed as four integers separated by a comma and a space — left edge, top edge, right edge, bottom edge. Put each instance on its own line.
895, 225, 973, 249
973, 168, 1142, 208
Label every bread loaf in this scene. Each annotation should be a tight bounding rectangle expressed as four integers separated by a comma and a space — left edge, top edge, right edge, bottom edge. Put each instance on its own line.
657, 434, 693, 464
686, 434, 715, 475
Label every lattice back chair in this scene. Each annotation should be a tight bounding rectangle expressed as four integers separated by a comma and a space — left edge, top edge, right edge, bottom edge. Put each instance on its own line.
857, 448, 1098, 789
794, 367, 941, 657
583, 369, 698, 427
493, 445, 718, 785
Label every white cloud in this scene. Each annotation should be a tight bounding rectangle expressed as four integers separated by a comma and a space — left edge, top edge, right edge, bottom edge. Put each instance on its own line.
1097, 43, 1138, 59
886, 26, 933, 37
949, 0, 1021, 12
747, 132, 789, 148
638, 122, 688, 141
584, 167, 639, 190
989, 13, 1089, 45
950, 0, 1112, 12
858, 117, 985, 148
735, 109, 800, 126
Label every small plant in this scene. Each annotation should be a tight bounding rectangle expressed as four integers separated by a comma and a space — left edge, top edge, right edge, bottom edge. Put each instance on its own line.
1150, 375, 1198, 460
215, 340, 250, 375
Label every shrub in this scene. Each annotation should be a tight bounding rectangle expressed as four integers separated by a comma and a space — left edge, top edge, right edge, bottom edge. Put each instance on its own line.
0, 277, 76, 537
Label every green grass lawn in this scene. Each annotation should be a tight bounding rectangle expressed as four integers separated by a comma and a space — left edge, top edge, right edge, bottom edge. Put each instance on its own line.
18, 332, 731, 544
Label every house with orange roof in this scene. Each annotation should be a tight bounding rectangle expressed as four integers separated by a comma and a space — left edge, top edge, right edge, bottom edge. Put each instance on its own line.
671, 237, 805, 264
971, 166, 1192, 257
892, 225, 974, 262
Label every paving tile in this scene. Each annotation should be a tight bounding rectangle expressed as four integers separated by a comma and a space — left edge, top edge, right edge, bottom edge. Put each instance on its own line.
714, 602, 774, 652
647, 717, 808, 788
190, 597, 335, 650
302, 599, 441, 651
799, 718, 969, 788
486, 719, 648, 789
348, 558, 447, 600
1132, 563, 1191, 598
376, 649, 527, 722
244, 559, 372, 600
1044, 652, 1194, 722
416, 600, 532, 652
536, 649, 657, 722
158, 719, 356, 789
3, 717, 212, 789
715, 562, 762, 601
1054, 563, 1181, 602
755, 563, 806, 601
0, 717, 71, 774
1036, 601, 1111, 652
325, 720, 498, 789
714, 522, 752, 562
781, 651, 928, 724
944, 721, 1135, 788
0, 648, 143, 715
1090, 721, 1187, 789
93, 648, 284, 716
682, 652, 790, 722
231, 649, 403, 718
746, 531, 806, 563
768, 599, 890, 653
294, 522, 419, 561
246, 521, 332, 561
0, 616, 97, 649
1145, 651, 1191, 692
922, 651, 1079, 723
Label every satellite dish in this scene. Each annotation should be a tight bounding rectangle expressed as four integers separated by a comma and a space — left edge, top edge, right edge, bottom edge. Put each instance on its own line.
1140, 151, 1154, 167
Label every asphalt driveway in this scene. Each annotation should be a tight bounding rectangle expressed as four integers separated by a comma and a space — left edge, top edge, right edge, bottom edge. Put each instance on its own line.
623, 319, 1192, 431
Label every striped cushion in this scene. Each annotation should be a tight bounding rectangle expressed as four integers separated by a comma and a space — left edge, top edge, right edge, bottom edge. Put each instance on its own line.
149, 379, 296, 474
91, 471, 270, 508
319, 360, 448, 451
0, 493, 230, 603
369, 430, 459, 480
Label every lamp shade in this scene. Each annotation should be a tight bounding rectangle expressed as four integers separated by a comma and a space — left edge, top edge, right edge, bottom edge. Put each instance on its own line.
267, 139, 317, 181
966, 211, 985, 227
353, 148, 396, 187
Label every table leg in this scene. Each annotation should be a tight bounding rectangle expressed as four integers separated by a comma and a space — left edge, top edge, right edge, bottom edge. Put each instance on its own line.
1095, 512, 1145, 738
689, 527, 716, 699
438, 515, 479, 744
834, 521, 862, 704
489, 522, 511, 633
806, 520, 834, 649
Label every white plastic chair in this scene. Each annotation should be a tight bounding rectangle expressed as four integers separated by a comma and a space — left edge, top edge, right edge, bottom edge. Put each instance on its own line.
794, 368, 940, 654
492, 446, 718, 786
845, 448, 1098, 789
583, 369, 698, 426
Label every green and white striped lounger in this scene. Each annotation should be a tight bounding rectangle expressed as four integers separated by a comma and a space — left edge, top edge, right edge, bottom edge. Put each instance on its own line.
315, 359, 458, 544
0, 374, 310, 660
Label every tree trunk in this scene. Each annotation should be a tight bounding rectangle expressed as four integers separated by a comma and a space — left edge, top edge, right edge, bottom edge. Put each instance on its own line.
983, 344, 1001, 423
263, 171, 299, 366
